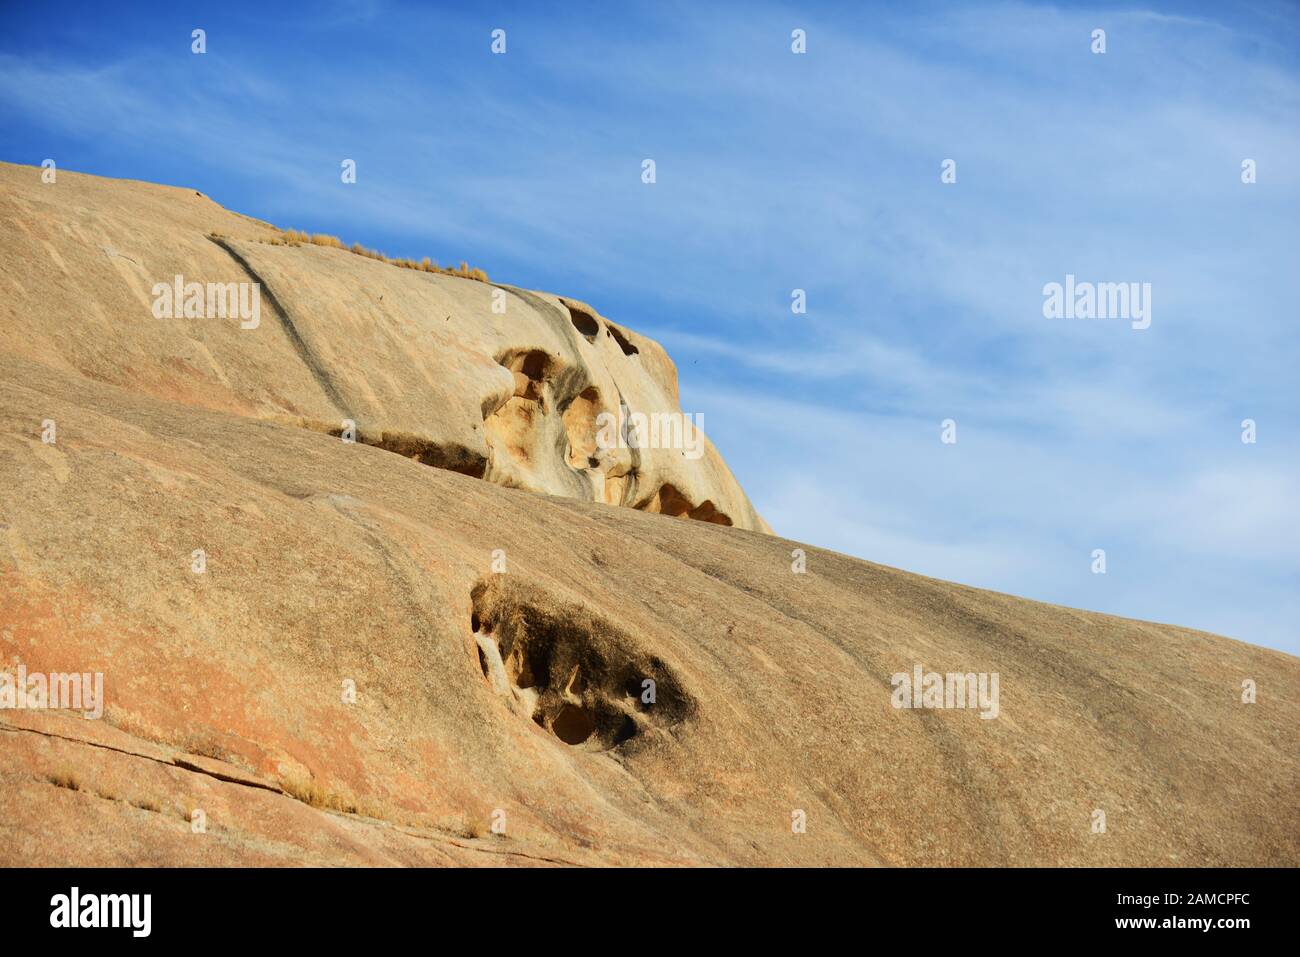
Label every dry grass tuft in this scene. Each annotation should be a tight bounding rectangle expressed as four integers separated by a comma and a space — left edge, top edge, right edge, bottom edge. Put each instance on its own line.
47, 770, 81, 791
267, 229, 489, 282
279, 773, 387, 819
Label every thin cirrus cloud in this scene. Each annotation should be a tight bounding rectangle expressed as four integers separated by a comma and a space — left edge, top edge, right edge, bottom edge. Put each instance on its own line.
0, 1, 1296, 653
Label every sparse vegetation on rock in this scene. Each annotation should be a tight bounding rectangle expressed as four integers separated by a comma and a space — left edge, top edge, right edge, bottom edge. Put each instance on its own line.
268, 227, 489, 281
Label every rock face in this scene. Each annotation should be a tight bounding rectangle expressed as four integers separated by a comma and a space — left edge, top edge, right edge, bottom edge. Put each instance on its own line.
1, 162, 1297, 867
0, 162, 768, 533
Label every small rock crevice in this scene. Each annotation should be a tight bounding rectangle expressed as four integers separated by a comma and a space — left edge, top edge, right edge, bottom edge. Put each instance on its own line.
334, 427, 488, 479
634, 482, 733, 526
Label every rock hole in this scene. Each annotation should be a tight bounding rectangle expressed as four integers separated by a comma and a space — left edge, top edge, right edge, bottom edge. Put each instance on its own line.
551, 703, 597, 745
566, 303, 600, 342
496, 349, 551, 402
606, 324, 640, 356
636, 483, 733, 526
507, 642, 548, 690
469, 580, 694, 752
612, 715, 637, 746
483, 349, 566, 480
519, 350, 548, 381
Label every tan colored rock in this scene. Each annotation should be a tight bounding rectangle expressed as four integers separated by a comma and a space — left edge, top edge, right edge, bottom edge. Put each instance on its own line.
0, 161, 767, 532
0, 164, 1297, 867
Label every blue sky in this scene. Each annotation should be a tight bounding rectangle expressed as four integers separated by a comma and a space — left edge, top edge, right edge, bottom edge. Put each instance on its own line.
2, 1, 1297, 654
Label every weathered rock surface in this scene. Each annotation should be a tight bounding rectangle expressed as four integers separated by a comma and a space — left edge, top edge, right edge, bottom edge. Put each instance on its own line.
0, 162, 767, 532
1, 163, 1296, 866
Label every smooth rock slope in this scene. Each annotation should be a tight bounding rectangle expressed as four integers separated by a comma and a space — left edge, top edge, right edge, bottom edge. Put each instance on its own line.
0, 163, 1296, 866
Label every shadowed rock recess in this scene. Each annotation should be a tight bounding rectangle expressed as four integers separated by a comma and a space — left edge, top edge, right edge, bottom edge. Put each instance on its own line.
1, 162, 1297, 867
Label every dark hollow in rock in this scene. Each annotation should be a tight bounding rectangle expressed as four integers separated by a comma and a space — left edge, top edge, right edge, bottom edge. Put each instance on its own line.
605, 323, 640, 356
552, 703, 597, 745
470, 578, 694, 751
564, 302, 600, 342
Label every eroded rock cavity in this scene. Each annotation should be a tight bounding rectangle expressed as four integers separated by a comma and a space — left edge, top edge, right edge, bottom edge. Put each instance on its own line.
470, 579, 692, 751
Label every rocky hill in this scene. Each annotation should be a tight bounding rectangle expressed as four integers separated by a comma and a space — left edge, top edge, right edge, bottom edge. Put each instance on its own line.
1, 162, 1295, 866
